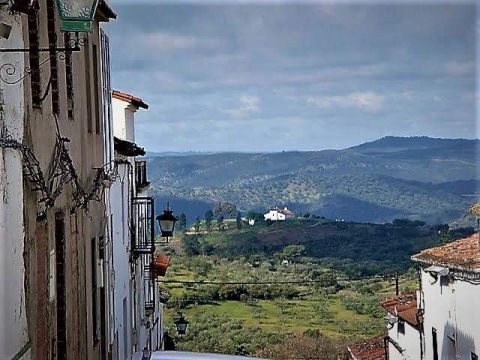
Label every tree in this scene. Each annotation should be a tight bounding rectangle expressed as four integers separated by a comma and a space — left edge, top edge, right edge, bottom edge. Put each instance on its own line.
178, 213, 187, 233
280, 245, 305, 273
213, 202, 237, 218
217, 215, 224, 231
194, 217, 201, 233
205, 210, 214, 232
236, 212, 242, 230
257, 333, 347, 360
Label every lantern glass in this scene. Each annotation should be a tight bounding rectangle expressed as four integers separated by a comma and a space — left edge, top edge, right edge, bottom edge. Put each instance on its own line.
156, 204, 178, 238
175, 316, 189, 335
55, 0, 99, 32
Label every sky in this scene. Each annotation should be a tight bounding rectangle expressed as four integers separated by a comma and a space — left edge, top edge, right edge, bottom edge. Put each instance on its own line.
109, 0, 477, 152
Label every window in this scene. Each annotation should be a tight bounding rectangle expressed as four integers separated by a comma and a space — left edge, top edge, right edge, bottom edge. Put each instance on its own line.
85, 43, 93, 132
397, 319, 405, 334
91, 237, 99, 342
472, 353, 478, 360
46, 0, 59, 114
432, 328, 438, 360
55, 212, 67, 359
27, 11, 41, 106
93, 44, 101, 134
64, 32, 74, 120
100, 29, 113, 164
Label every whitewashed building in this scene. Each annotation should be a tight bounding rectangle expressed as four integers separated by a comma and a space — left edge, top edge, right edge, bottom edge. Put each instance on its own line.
412, 233, 480, 360
0, 11, 29, 360
380, 293, 422, 360
108, 90, 167, 359
264, 206, 295, 221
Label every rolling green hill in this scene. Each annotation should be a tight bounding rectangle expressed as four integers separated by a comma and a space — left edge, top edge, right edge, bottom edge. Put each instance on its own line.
146, 136, 479, 224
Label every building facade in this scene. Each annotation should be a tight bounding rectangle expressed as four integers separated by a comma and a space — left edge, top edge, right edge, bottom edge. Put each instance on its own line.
412, 233, 480, 360
264, 207, 295, 221
108, 90, 167, 359
0, 1, 131, 359
380, 293, 422, 360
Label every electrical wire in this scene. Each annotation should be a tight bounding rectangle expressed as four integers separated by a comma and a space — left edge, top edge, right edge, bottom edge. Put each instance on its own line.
157, 273, 403, 286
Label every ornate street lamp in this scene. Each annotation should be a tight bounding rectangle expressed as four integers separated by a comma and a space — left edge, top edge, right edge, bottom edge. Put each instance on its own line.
156, 203, 178, 241
174, 313, 189, 336
55, 0, 100, 32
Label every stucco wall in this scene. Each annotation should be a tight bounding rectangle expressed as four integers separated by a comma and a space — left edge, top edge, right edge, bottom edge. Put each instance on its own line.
421, 268, 480, 360
112, 98, 136, 143
388, 320, 422, 360
0, 12, 30, 360
110, 161, 134, 359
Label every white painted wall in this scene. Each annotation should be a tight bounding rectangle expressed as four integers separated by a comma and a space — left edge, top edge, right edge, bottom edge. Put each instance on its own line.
111, 94, 164, 356
112, 98, 136, 143
387, 320, 422, 360
421, 268, 480, 360
110, 162, 134, 359
0, 13, 30, 360
264, 210, 286, 221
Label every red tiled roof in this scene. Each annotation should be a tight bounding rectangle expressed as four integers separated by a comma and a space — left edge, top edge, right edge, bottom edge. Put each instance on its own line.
411, 233, 480, 272
380, 293, 421, 327
348, 335, 386, 360
112, 90, 149, 110
279, 209, 294, 216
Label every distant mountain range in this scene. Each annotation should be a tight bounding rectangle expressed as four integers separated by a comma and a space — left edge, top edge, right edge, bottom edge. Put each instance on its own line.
146, 136, 479, 225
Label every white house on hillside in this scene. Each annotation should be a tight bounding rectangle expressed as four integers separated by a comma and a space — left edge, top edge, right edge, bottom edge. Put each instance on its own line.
264, 207, 295, 221
411, 233, 480, 360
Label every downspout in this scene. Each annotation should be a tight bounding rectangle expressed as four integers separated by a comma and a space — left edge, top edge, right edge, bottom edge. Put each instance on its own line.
384, 336, 389, 360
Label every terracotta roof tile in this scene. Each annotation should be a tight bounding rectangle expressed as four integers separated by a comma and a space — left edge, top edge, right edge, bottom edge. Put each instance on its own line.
348, 335, 386, 360
380, 293, 421, 327
112, 90, 149, 110
411, 233, 480, 272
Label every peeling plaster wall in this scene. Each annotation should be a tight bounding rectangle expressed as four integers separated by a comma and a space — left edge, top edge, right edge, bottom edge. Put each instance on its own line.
0, 12, 30, 360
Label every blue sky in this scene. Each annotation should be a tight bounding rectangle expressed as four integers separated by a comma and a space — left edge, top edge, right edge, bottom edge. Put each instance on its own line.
109, 1, 477, 152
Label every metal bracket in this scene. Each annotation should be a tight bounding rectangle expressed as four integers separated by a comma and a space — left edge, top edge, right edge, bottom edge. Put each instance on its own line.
0, 34, 87, 85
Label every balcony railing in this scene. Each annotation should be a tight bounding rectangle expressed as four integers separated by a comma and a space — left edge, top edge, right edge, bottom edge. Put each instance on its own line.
131, 196, 155, 255
135, 160, 150, 191
142, 253, 156, 313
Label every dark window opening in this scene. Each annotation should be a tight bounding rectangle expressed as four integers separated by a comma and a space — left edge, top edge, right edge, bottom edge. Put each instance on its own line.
91, 237, 99, 343
93, 44, 102, 134
397, 320, 405, 335
98, 238, 106, 359
472, 353, 478, 360
46, 0, 59, 114
64, 33, 74, 120
85, 43, 93, 132
27, 11, 41, 107
55, 212, 67, 360
432, 328, 438, 360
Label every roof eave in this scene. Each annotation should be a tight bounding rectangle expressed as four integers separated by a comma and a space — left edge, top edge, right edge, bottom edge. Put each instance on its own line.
411, 256, 480, 274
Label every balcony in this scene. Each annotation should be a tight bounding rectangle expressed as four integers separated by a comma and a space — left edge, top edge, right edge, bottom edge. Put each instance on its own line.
131, 196, 155, 255
142, 254, 156, 313
135, 160, 150, 191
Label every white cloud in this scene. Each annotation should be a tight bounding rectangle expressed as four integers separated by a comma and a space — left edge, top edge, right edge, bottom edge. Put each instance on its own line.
307, 92, 385, 112
225, 95, 260, 118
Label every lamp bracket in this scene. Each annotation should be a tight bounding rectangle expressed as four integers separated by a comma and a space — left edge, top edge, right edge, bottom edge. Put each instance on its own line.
0, 34, 87, 85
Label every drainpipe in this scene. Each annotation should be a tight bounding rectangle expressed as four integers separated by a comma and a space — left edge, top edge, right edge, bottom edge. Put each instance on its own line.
383, 336, 389, 360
